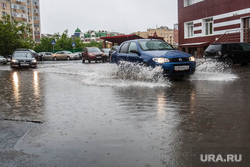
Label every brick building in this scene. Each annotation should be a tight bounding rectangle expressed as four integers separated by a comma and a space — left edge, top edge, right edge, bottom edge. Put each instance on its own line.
178, 0, 250, 57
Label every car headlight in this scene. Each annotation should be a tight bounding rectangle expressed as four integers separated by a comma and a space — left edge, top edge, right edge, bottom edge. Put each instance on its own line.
32, 59, 37, 63
189, 56, 195, 62
11, 59, 18, 63
152, 58, 170, 64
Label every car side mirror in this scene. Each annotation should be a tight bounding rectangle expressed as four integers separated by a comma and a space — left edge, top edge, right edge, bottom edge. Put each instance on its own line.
130, 50, 139, 54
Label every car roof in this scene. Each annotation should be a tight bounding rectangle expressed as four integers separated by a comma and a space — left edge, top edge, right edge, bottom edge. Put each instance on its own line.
211, 42, 249, 45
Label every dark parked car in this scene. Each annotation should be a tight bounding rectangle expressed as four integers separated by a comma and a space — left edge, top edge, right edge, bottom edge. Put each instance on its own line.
82, 47, 107, 63
204, 42, 250, 66
101, 48, 110, 61
10, 50, 37, 68
109, 45, 118, 58
111, 39, 196, 77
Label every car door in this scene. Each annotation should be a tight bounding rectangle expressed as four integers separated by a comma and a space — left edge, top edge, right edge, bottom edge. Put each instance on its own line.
240, 43, 250, 63
117, 42, 129, 62
127, 42, 143, 63
227, 43, 244, 63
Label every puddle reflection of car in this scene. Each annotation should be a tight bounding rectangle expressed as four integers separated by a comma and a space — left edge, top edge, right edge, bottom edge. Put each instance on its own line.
204, 42, 250, 67
10, 50, 37, 68
111, 39, 196, 77
0, 56, 7, 65
38, 52, 53, 61
52, 51, 78, 61
82, 47, 107, 63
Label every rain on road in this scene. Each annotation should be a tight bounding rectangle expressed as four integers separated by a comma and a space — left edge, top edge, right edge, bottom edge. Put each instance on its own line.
0, 60, 249, 167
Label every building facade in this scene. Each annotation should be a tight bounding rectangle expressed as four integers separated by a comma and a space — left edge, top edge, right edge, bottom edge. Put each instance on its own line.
178, 0, 250, 57
135, 26, 175, 45
0, 0, 41, 43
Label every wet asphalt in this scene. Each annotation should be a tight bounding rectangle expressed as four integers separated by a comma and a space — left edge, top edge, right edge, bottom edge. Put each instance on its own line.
0, 60, 250, 167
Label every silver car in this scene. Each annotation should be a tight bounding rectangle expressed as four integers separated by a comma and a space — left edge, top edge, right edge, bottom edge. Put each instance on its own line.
38, 52, 53, 61
52, 51, 78, 61
0, 56, 7, 65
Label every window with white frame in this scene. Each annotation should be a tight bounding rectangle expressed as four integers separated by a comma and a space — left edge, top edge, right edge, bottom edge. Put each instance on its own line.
204, 18, 213, 35
184, 0, 204, 7
185, 22, 194, 38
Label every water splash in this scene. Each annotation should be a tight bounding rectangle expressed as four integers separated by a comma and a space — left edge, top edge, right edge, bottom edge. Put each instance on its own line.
190, 59, 238, 81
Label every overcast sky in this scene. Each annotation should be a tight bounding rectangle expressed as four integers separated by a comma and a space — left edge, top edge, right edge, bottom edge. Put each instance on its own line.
40, 0, 177, 36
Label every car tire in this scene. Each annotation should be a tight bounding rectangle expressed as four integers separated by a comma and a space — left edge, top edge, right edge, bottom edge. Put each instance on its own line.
82, 60, 85, 63
53, 57, 57, 61
224, 57, 234, 67
66, 56, 70, 61
88, 59, 91, 63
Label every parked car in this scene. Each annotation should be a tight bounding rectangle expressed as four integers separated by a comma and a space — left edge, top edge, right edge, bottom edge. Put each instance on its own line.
204, 42, 250, 66
52, 51, 78, 61
15, 48, 39, 60
82, 47, 107, 63
74, 52, 82, 59
109, 45, 118, 58
0, 56, 7, 65
10, 50, 37, 68
101, 48, 111, 61
38, 52, 53, 61
111, 39, 196, 77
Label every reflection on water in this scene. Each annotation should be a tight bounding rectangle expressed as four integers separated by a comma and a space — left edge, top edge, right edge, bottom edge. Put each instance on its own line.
0, 70, 44, 122
156, 93, 166, 119
12, 72, 20, 103
33, 71, 40, 98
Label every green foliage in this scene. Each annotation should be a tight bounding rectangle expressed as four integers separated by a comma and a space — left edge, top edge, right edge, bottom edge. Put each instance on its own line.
0, 15, 34, 56
34, 30, 103, 53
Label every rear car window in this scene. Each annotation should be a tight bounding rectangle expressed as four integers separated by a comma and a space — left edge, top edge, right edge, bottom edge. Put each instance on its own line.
119, 43, 129, 53
240, 43, 250, 51
205, 44, 222, 52
228, 43, 243, 51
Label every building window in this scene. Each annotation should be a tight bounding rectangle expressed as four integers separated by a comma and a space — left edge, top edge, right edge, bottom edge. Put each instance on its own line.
204, 18, 213, 35
2, 3, 7, 9
2, 11, 7, 16
185, 22, 194, 38
184, 0, 204, 7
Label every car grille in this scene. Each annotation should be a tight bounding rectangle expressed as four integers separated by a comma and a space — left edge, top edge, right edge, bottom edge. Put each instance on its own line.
169, 57, 189, 62
19, 60, 31, 63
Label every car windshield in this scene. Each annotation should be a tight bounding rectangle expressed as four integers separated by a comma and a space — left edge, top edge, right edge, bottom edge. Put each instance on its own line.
138, 40, 173, 51
205, 44, 222, 52
102, 49, 110, 53
13, 52, 33, 58
89, 48, 101, 53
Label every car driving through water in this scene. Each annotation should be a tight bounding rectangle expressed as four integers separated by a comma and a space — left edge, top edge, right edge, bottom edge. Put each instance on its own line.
110, 39, 196, 77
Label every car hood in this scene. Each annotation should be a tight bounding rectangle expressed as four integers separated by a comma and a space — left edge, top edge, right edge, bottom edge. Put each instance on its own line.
143, 50, 191, 58
92, 52, 103, 55
13, 57, 35, 60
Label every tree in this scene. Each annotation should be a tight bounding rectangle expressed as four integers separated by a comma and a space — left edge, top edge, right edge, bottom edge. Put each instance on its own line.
0, 15, 34, 56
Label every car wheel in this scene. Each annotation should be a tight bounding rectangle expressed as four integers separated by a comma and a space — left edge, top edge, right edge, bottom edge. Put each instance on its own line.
53, 57, 57, 61
88, 60, 91, 63
66, 56, 70, 61
82, 59, 85, 63
224, 57, 234, 67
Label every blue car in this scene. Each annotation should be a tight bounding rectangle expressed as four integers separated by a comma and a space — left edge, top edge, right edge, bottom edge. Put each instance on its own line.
110, 39, 196, 77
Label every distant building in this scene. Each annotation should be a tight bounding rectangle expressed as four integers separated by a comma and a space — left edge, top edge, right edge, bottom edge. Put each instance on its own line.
83, 30, 119, 43
134, 26, 175, 44
0, 0, 41, 43
178, 0, 250, 57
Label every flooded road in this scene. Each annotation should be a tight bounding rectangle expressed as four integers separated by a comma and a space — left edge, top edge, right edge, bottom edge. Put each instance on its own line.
0, 60, 250, 167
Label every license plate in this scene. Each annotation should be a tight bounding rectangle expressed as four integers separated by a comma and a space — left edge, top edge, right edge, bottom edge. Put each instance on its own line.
174, 65, 189, 71
96, 56, 101, 58
20, 63, 30, 66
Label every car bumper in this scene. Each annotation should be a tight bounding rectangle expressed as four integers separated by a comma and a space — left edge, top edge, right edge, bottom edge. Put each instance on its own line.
11, 62, 37, 68
157, 62, 196, 76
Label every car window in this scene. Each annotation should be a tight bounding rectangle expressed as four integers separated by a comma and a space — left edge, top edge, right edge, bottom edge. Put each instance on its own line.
46, 52, 52, 55
119, 43, 129, 53
138, 40, 173, 51
240, 43, 250, 51
228, 44, 243, 51
128, 42, 138, 54
205, 44, 222, 52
